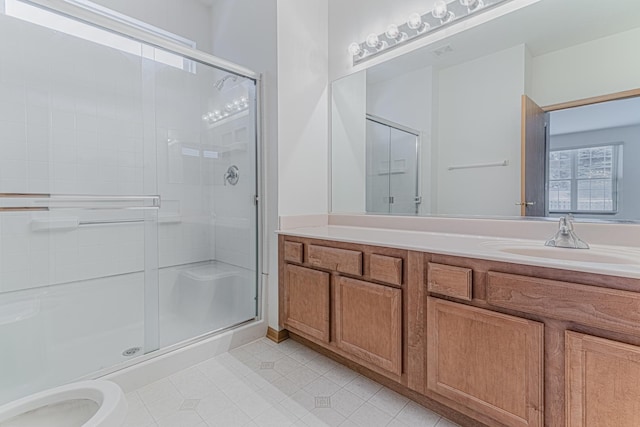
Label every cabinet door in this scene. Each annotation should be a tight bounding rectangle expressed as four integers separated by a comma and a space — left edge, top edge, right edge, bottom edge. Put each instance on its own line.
283, 264, 330, 342
566, 331, 640, 427
427, 297, 544, 427
334, 276, 402, 375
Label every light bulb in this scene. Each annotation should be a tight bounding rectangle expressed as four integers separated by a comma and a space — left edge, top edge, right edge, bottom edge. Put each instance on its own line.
407, 13, 429, 33
385, 24, 407, 42
407, 13, 422, 30
225, 103, 234, 112
432, 0, 454, 22
385, 24, 399, 39
366, 33, 381, 49
348, 42, 363, 57
460, 0, 483, 11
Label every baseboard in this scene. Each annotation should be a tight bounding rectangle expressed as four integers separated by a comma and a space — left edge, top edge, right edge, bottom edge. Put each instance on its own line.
266, 327, 289, 343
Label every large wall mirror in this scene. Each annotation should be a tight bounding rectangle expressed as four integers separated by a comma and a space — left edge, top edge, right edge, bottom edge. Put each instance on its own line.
331, 0, 640, 221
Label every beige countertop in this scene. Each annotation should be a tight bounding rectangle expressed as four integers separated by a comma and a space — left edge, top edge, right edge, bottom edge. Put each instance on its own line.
277, 225, 640, 279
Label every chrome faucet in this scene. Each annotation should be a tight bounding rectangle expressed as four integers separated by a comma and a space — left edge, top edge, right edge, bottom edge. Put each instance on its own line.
545, 214, 589, 249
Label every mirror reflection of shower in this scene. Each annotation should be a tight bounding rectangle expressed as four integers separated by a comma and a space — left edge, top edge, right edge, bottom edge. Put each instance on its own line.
366, 114, 421, 215
203, 73, 250, 125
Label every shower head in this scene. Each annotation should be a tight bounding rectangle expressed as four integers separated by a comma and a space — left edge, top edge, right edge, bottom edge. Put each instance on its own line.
214, 74, 239, 91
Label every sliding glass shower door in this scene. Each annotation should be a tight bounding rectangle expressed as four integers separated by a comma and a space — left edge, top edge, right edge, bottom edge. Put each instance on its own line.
0, 0, 259, 405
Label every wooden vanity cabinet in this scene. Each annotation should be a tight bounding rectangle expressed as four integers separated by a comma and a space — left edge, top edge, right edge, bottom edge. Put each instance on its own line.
278, 235, 416, 384
282, 264, 330, 342
427, 297, 544, 427
334, 276, 402, 375
566, 331, 640, 427
279, 235, 640, 427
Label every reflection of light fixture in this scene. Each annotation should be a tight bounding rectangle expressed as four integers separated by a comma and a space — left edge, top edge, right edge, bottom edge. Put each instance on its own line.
202, 96, 250, 125
407, 13, 428, 33
460, 0, 484, 13
365, 33, 386, 51
432, 1, 455, 23
385, 24, 408, 42
348, 42, 366, 58
348, 0, 507, 64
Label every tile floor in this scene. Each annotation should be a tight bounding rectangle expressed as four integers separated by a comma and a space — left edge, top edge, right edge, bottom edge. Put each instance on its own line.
124, 337, 461, 427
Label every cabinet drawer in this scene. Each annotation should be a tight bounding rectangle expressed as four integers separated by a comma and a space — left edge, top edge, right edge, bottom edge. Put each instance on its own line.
370, 254, 403, 286
308, 244, 362, 276
283, 241, 303, 263
427, 263, 472, 301
487, 272, 640, 336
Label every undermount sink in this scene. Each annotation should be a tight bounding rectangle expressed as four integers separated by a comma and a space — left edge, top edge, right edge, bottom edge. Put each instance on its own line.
482, 241, 640, 265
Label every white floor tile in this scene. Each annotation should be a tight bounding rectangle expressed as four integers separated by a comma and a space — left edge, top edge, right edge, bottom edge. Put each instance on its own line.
203, 405, 252, 427
123, 406, 156, 427
280, 389, 316, 419
195, 392, 235, 421
323, 365, 359, 388
301, 407, 346, 427
137, 379, 182, 406
368, 387, 409, 417
289, 347, 322, 364
274, 355, 305, 376
145, 393, 185, 421
125, 338, 457, 427
395, 401, 441, 427
330, 388, 365, 418
155, 409, 204, 427
343, 375, 382, 401
347, 402, 393, 427
303, 377, 341, 397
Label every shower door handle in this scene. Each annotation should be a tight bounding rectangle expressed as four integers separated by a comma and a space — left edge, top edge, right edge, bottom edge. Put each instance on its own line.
0, 193, 161, 211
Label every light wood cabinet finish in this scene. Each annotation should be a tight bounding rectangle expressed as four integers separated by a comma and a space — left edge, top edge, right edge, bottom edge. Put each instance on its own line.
283, 241, 303, 263
427, 297, 544, 427
487, 272, 640, 337
370, 254, 403, 286
427, 262, 472, 301
283, 264, 330, 342
334, 276, 402, 375
566, 331, 640, 427
308, 244, 362, 276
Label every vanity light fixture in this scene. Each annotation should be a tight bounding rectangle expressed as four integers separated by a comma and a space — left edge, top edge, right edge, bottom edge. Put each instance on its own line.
348, 0, 508, 65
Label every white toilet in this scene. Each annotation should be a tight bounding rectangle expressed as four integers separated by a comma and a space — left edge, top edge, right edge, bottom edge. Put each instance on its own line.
0, 380, 127, 427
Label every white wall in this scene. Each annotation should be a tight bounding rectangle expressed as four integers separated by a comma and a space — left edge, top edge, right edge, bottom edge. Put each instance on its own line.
550, 125, 640, 220
531, 27, 640, 106
331, 71, 366, 213
277, 0, 329, 217
436, 45, 527, 216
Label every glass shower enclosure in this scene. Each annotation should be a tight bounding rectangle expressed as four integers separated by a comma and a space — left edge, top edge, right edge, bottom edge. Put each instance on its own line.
365, 115, 420, 215
0, 0, 260, 404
